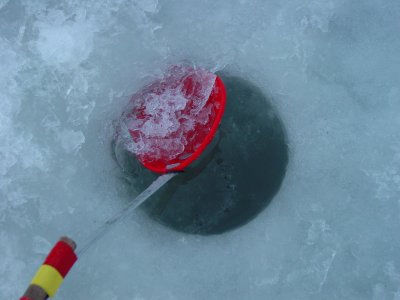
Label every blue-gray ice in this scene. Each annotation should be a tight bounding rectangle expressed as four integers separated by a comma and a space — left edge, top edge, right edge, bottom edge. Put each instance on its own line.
1, 0, 400, 299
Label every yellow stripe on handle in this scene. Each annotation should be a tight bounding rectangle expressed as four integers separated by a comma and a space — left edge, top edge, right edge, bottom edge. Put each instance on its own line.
31, 264, 64, 297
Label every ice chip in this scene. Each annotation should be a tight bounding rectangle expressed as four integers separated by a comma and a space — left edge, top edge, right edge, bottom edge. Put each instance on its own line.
119, 65, 217, 164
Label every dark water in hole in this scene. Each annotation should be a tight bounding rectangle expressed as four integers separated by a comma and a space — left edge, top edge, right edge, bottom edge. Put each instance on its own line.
113, 75, 289, 235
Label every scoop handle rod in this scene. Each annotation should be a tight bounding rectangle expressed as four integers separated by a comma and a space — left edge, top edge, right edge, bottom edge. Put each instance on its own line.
77, 173, 177, 256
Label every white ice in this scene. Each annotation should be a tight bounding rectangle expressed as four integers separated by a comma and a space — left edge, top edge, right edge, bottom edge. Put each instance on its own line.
119, 65, 216, 162
1, 0, 400, 299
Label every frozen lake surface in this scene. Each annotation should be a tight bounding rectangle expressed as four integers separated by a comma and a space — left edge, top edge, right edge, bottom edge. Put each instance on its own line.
1, 0, 400, 299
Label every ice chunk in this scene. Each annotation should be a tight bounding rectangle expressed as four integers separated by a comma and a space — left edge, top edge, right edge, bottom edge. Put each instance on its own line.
119, 65, 217, 162
58, 129, 85, 154
35, 10, 95, 67
32, 236, 51, 255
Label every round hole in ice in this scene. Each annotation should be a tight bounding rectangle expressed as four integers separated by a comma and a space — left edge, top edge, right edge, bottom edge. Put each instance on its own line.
113, 75, 288, 235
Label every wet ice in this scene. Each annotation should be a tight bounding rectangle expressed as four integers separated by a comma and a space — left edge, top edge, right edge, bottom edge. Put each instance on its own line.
119, 66, 216, 162
1, 0, 400, 299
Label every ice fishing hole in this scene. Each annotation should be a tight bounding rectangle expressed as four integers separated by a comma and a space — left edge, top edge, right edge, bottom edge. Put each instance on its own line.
113, 75, 289, 235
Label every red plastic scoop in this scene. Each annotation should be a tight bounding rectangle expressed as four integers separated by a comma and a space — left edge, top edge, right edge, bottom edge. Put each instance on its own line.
122, 65, 227, 173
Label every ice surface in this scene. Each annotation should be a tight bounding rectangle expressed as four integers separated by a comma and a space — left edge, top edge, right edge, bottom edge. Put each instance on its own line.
58, 129, 85, 153
1, 0, 400, 299
35, 9, 95, 67
32, 235, 51, 254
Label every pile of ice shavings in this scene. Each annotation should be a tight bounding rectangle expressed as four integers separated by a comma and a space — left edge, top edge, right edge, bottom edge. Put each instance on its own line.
119, 65, 217, 163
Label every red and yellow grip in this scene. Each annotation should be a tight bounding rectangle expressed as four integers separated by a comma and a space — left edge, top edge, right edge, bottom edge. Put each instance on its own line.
21, 239, 77, 299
